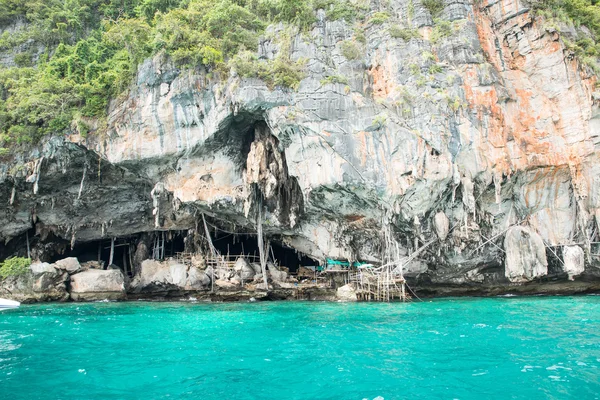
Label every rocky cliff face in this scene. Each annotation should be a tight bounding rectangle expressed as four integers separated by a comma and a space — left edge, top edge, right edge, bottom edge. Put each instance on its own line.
2, 0, 600, 295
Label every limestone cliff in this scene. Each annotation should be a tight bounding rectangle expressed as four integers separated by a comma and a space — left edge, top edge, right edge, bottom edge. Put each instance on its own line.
2, 0, 600, 294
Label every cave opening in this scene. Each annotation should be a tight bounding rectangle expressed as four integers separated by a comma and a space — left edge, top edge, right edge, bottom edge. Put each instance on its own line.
43, 231, 189, 277
48, 237, 135, 275
0, 227, 39, 262
149, 231, 186, 260
271, 241, 319, 273
210, 231, 318, 273
546, 246, 566, 277
3, 221, 318, 277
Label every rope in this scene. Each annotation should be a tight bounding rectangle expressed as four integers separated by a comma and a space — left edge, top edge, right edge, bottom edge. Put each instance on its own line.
405, 282, 423, 302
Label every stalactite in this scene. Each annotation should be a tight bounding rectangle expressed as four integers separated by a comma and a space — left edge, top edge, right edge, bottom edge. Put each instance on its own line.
77, 163, 87, 200
202, 214, 219, 258
151, 183, 165, 229
201, 214, 219, 293
28, 156, 45, 195
109, 237, 115, 266
256, 203, 269, 290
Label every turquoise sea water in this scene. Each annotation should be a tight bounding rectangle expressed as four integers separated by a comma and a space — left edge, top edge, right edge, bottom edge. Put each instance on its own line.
1, 297, 599, 400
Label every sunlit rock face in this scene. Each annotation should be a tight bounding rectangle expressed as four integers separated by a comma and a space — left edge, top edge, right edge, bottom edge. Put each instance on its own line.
69, 269, 126, 302
2, 0, 600, 288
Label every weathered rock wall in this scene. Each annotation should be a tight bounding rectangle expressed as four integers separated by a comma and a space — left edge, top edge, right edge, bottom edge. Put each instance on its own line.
2, 0, 600, 292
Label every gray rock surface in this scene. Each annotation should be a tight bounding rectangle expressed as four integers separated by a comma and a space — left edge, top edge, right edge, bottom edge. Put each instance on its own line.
235, 258, 256, 281
504, 226, 548, 283
130, 259, 211, 292
268, 265, 288, 283
336, 284, 358, 302
169, 264, 188, 287
434, 212, 450, 241
563, 246, 585, 280
54, 258, 82, 273
188, 267, 211, 288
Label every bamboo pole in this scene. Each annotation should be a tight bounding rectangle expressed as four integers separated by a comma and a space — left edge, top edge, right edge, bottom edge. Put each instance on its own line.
201, 214, 219, 293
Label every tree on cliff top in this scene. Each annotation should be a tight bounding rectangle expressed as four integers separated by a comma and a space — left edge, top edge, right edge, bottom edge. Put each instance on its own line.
1, 0, 354, 147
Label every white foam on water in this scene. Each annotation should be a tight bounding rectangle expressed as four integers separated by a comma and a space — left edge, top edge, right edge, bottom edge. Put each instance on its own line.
547, 365, 572, 371
521, 365, 542, 372
0, 342, 21, 352
548, 375, 567, 382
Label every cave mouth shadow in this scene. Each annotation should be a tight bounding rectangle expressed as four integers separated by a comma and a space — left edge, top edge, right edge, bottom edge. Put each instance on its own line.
211, 231, 318, 273
40, 229, 318, 276
46, 233, 187, 277
188, 110, 265, 173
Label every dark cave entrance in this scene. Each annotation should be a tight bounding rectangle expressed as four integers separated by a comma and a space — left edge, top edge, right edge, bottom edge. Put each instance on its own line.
43, 231, 189, 277
2, 221, 318, 277
211, 231, 318, 273
271, 241, 319, 273
47, 237, 136, 275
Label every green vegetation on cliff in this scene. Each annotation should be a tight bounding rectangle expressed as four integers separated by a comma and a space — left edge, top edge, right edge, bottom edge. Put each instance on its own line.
0, 0, 366, 148
2, 0, 600, 150
533, 0, 600, 72
0, 257, 30, 279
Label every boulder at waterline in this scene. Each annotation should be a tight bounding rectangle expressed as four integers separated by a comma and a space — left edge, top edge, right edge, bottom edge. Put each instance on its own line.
69, 269, 126, 301
336, 284, 358, 302
0, 262, 69, 302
